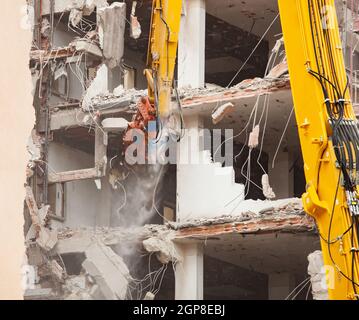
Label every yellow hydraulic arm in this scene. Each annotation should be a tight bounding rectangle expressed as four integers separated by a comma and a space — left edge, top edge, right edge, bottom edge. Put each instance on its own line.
145, 0, 182, 119
279, 0, 359, 299
143, 0, 359, 300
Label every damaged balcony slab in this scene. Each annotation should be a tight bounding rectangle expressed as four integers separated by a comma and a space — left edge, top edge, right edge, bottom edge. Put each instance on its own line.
180, 74, 289, 110
171, 198, 314, 236
44, 89, 145, 132
172, 209, 317, 276
48, 127, 107, 184
30, 38, 102, 64
46, 71, 290, 133
170, 197, 318, 277
173, 211, 314, 238
56, 224, 173, 253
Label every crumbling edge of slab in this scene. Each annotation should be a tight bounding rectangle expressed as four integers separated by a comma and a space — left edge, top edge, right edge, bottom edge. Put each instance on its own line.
174, 214, 315, 239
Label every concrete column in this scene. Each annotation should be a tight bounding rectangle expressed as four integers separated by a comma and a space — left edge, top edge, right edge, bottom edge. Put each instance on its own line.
268, 273, 295, 300
268, 149, 294, 199
107, 66, 122, 91
178, 0, 206, 88
177, 114, 204, 165
175, 243, 204, 300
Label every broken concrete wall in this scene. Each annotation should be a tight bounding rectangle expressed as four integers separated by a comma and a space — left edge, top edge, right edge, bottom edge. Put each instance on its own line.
98, 2, 126, 69
41, 0, 108, 16
82, 242, 131, 300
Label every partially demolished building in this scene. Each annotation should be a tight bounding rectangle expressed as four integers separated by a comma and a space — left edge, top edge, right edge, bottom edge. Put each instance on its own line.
23, 0, 359, 300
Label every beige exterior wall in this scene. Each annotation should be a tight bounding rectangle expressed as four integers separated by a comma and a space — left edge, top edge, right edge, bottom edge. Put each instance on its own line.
0, 0, 33, 299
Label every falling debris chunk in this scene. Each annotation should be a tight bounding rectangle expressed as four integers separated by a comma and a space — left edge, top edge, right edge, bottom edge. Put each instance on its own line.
261, 174, 276, 200
143, 292, 155, 300
130, 1, 142, 39
212, 102, 234, 124
248, 125, 260, 149
143, 237, 180, 264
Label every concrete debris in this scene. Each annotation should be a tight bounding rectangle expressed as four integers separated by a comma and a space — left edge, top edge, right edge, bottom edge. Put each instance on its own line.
38, 205, 50, 225
98, 2, 126, 68
57, 225, 172, 250
27, 129, 42, 162
178, 72, 289, 106
25, 186, 42, 233
307, 250, 329, 300
82, 242, 132, 300
25, 186, 58, 251
266, 61, 288, 80
37, 227, 58, 251
101, 117, 128, 132
143, 237, 180, 264
86, 87, 147, 111
82, 64, 109, 110
212, 102, 234, 124
57, 233, 133, 300
168, 212, 257, 230
66, 275, 87, 290
130, 1, 141, 39
143, 292, 155, 300
68, 0, 108, 26
64, 275, 93, 300
49, 260, 65, 282
26, 245, 45, 266
113, 84, 125, 97
261, 174, 276, 200
56, 231, 93, 255
169, 198, 304, 230
70, 38, 103, 58
24, 288, 55, 300
89, 284, 106, 300
232, 74, 290, 91
41, 18, 51, 37
248, 125, 260, 149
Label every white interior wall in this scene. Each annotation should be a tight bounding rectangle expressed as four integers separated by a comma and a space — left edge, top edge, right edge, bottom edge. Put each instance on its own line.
48, 143, 112, 228
177, 115, 245, 221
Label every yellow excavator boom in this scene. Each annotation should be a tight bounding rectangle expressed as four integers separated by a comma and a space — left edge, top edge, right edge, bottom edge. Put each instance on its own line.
145, 0, 182, 118
279, 0, 359, 299
143, 0, 359, 299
